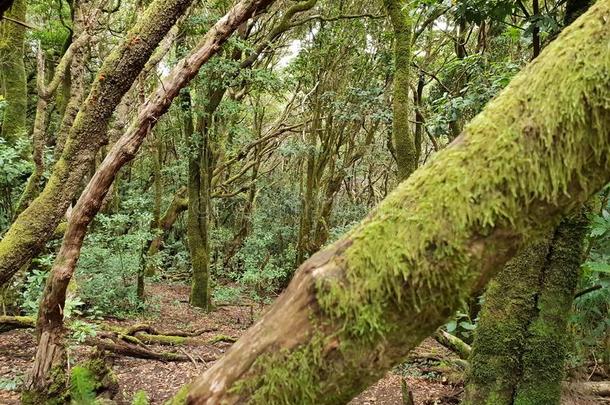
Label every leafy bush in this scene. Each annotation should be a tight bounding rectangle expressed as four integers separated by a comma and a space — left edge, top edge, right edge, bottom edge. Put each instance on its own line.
69, 366, 96, 405
76, 208, 153, 317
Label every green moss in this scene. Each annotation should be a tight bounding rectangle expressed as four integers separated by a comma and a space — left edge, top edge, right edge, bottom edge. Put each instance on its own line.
0, 0, 27, 144
165, 385, 190, 405
316, 0, 610, 347
22, 365, 68, 405
139, 333, 187, 345
384, 0, 417, 180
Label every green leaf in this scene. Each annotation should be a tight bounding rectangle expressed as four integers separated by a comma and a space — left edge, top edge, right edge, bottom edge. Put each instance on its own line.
584, 261, 610, 274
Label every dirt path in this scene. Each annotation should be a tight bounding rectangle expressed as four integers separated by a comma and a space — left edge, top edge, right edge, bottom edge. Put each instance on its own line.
0, 283, 462, 404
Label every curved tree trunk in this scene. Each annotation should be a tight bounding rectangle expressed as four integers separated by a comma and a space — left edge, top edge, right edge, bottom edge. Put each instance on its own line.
180, 4, 610, 403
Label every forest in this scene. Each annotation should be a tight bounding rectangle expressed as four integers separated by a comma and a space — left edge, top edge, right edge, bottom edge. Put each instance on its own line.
0, 0, 609, 403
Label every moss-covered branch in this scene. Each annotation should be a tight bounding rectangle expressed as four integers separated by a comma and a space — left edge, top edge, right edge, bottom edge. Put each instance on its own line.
183, 3, 610, 403
0, 315, 35, 333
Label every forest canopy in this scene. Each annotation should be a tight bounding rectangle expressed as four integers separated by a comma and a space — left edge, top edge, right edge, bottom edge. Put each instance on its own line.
0, 0, 609, 404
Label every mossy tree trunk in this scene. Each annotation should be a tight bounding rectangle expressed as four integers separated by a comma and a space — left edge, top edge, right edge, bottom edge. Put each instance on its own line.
0, 0, 27, 145
0, 0, 194, 288
464, 206, 590, 405
15, 35, 88, 217
181, 4, 610, 402
464, 3, 594, 403
384, 0, 417, 182
187, 91, 221, 311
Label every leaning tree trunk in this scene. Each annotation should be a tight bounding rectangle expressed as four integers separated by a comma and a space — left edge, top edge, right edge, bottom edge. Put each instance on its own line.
24, 0, 275, 401
0, 0, 27, 145
178, 3, 610, 403
0, 0, 195, 288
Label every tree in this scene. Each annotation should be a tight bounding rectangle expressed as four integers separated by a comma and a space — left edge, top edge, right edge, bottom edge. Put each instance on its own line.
464, 2, 594, 402
179, 2, 610, 402
384, 0, 417, 181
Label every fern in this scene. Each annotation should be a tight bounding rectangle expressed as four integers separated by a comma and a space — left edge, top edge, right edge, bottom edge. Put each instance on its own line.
70, 366, 96, 405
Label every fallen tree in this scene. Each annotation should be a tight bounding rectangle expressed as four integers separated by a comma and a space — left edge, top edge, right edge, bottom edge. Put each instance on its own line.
176, 3, 610, 403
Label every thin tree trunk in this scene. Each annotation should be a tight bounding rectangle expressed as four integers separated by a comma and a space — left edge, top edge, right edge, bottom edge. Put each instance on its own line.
180, 4, 610, 402
384, 0, 417, 181
15, 36, 88, 216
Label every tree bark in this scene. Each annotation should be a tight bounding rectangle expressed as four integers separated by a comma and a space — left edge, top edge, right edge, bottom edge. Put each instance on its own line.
0, 0, 195, 288
181, 4, 610, 403
465, 206, 590, 404
15, 36, 88, 217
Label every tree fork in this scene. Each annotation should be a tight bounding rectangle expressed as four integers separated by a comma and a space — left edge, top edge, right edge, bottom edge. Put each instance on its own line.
181, 3, 610, 403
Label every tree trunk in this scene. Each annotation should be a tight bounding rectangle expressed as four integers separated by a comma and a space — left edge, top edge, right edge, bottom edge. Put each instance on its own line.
384, 0, 417, 181
15, 36, 88, 216
181, 4, 610, 402
464, 206, 590, 404
0, 0, 195, 288
0, 0, 27, 145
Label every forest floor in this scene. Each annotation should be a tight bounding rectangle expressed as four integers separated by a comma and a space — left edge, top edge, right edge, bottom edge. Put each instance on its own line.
0, 283, 604, 404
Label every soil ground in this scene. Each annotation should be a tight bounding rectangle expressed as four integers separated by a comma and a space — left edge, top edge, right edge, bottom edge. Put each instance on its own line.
0, 283, 599, 404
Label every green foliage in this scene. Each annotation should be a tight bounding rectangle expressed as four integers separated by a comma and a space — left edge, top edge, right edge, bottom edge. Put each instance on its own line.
232, 186, 299, 297
212, 285, 243, 305
0, 138, 32, 230
0, 376, 22, 391
132, 390, 150, 405
445, 309, 477, 341
76, 200, 154, 316
69, 320, 98, 344
571, 191, 610, 364
69, 366, 96, 405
